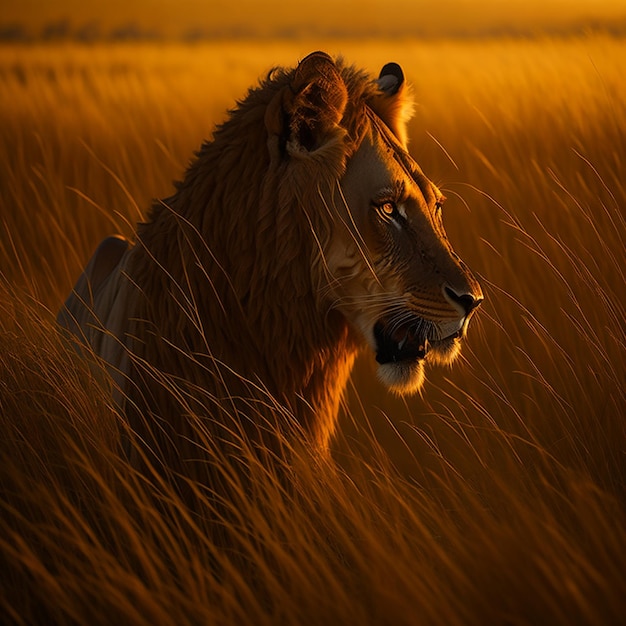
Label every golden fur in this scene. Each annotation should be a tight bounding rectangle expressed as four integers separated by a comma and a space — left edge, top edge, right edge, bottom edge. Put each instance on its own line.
58, 52, 482, 479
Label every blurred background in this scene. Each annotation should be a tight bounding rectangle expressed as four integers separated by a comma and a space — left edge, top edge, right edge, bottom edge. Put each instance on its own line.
2, 0, 626, 42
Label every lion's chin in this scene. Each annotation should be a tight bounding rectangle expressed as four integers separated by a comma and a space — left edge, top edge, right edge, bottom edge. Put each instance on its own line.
427, 335, 462, 366
377, 360, 425, 395
375, 337, 463, 396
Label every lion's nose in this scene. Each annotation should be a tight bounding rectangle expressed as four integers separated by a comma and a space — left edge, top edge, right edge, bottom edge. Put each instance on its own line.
443, 285, 484, 317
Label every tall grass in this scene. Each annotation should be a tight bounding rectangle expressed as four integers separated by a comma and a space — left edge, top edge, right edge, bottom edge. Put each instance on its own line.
1, 37, 625, 623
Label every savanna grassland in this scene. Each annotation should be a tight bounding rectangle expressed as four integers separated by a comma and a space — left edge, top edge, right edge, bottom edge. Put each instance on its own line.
1, 35, 625, 624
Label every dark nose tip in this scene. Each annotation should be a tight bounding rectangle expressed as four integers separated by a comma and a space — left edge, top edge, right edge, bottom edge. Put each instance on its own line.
444, 286, 484, 317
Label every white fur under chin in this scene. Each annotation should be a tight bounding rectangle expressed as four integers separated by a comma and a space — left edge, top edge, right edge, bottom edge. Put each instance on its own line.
377, 360, 425, 395
427, 340, 462, 366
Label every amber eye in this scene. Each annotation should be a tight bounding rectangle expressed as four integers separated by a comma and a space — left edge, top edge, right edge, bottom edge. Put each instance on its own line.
380, 201, 396, 217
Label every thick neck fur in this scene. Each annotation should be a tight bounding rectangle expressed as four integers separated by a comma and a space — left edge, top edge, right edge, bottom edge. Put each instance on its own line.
127, 72, 362, 454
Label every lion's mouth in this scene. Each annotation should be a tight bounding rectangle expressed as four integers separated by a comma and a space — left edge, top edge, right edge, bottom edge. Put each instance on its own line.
373, 318, 461, 365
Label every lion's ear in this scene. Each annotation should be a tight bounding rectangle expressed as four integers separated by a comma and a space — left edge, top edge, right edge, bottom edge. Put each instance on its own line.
372, 62, 414, 147
266, 51, 348, 154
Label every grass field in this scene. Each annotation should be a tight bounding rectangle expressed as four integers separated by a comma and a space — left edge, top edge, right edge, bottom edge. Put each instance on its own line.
1, 36, 625, 624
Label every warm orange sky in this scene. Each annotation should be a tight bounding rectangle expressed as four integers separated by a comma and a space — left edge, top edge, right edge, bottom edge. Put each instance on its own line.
2, 0, 626, 39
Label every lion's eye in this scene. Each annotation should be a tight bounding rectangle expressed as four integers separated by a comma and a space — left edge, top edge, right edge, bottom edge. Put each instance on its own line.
380, 201, 397, 217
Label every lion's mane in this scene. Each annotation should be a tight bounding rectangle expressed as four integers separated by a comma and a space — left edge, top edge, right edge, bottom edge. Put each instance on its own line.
120, 54, 397, 476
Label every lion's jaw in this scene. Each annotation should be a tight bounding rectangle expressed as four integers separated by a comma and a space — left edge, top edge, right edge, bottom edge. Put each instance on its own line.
346, 306, 466, 395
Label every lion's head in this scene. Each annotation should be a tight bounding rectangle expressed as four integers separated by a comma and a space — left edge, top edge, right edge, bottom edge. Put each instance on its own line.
264, 52, 483, 397
59, 51, 484, 461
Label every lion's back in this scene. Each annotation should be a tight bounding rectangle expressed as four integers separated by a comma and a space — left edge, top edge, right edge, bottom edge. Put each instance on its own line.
57, 235, 134, 402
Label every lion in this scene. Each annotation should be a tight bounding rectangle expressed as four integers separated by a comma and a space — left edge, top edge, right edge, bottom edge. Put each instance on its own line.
58, 52, 483, 476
